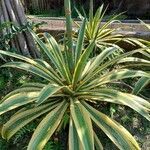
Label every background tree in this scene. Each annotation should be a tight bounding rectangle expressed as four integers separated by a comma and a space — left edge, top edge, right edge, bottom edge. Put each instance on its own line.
111, 0, 150, 17
0, 0, 40, 58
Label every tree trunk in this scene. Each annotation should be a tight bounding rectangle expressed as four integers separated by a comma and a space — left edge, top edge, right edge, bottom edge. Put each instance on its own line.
0, 0, 40, 58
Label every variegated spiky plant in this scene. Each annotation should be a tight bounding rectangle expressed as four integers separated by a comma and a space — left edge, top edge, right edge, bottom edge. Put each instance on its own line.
0, 0, 150, 150
75, 1, 147, 51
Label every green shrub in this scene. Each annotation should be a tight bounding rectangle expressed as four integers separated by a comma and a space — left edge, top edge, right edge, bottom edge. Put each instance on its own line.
0, 21, 43, 52
0, 137, 9, 150
74, 3, 147, 54
0, 0, 150, 150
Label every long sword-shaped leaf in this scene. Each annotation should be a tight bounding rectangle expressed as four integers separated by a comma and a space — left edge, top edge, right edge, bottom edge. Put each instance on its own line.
88, 47, 119, 71
87, 69, 150, 88
91, 5, 105, 38
79, 48, 150, 89
133, 77, 150, 95
81, 47, 119, 79
81, 101, 140, 150
28, 30, 60, 69
70, 99, 94, 150
44, 33, 72, 83
22, 82, 46, 88
72, 41, 95, 89
29, 30, 71, 83
0, 50, 60, 83
2, 87, 41, 102
1, 62, 53, 82
94, 132, 103, 150
0, 92, 38, 115
79, 89, 150, 121
69, 117, 82, 150
35, 59, 64, 83
117, 57, 150, 64
75, 19, 86, 65
0, 50, 43, 67
27, 100, 68, 150
140, 20, 150, 30
2, 101, 59, 140
89, 0, 93, 23
44, 33, 64, 63
98, 13, 123, 36
37, 84, 63, 105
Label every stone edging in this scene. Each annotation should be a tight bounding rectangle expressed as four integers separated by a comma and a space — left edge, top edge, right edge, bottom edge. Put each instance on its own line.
28, 16, 150, 40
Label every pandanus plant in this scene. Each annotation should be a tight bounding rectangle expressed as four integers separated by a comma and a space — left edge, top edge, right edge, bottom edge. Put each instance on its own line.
0, 0, 150, 149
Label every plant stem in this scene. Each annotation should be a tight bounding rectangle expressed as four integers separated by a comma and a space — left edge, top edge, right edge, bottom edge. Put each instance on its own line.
64, 0, 74, 71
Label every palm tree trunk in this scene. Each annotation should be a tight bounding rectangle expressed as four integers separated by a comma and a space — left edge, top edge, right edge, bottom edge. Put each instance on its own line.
0, 0, 40, 58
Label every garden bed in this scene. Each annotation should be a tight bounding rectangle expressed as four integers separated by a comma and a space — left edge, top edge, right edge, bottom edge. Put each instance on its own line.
29, 16, 150, 40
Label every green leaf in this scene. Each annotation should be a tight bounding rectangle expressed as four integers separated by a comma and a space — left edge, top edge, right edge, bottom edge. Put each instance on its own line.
69, 118, 82, 150
94, 132, 103, 150
1, 62, 53, 82
81, 101, 140, 150
27, 100, 68, 150
81, 47, 119, 80
89, 0, 93, 23
98, 13, 122, 36
75, 19, 86, 65
80, 48, 150, 87
0, 92, 38, 115
35, 59, 61, 79
2, 101, 59, 140
118, 57, 150, 64
2, 87, 41, 102
37, 84, 63, 105
133, 77, 150, 95
29, 30, 71, 84
35, 59, 64, 85
89, 47, 119, 71
91, 5, 105, 38
0, 50, 37, 65
140, 20, 150, 30
92, 69, 150, 87
22, 82, 46, 88
43, 33, 72, 83
28, 30, 59, 69
80, 89, 150, 121
44, 33, 64, 63
72, 40, 95, 89
0, 50, 59, 82
82, 69, 150, 90
70, 99, 94, 150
